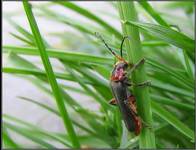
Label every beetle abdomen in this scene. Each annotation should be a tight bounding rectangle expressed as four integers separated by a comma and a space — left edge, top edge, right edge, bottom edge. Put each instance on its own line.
110, 81, 136, 132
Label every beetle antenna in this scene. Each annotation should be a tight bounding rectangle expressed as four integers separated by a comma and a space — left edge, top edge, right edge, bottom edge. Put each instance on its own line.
120, 36, 130, 58
95, 32, 118, 57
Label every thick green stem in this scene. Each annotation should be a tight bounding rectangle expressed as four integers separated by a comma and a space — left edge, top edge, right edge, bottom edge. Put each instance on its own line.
118, 1, 156, 148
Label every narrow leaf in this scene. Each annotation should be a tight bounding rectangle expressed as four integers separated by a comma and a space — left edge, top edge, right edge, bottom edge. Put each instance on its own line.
124, 21, 194, 60
23, 1, 80, 148
151, 101, 195, 141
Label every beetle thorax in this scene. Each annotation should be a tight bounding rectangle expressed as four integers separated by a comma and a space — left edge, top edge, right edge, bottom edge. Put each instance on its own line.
111, 61, 128, 81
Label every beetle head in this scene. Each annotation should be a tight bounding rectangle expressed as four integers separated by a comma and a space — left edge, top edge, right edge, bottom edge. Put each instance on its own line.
111, 61, 128, 81
115, 61, 128, 70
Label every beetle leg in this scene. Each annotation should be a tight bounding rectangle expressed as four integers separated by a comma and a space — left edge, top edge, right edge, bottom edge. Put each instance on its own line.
125, 80, 151, 87
124, 97, 142, 135
124, 97, 138, 116
127, 96, 138, 115
127, 58, 145, 75
127, 96, 152, 128
125, 81, 151, 88
123, 78, 133, 86
109, 98, 117, 105
136, 80, 151, 87
128, 97, 152, 130
140, 118, 153, 130
124, 81, 133, 86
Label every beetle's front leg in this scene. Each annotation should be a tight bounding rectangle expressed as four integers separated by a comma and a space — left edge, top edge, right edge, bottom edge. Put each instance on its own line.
124, 80, 151, 87
127, 58, 145, 76
136, 80, 151, 87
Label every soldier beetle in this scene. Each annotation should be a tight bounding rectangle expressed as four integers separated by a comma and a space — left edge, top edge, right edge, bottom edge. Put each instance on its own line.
95, 33, 150, 135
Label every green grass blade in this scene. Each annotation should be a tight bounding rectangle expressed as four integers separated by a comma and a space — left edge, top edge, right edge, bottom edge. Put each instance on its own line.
151, 101, 195, 141
3, 53, 99, 117
3, 122, 56, 148
139, 1, 169, 27
66, 66, 110, 111
10, 32, 34, 46
56, 1, 122, 39
2, 67, 92, 84
147, 58, 194, 89
3, 128, 20, 148
5, 45, 192, 84
19, 96, 59, 115
3, 45, 112, 65
119, 123, 128, 148
17, 96, 99, 137
164, 1, 194, 14
124, 21, 194, 60
3, 66, 112, 141
6, 18, 35, 43
2, 67, 194, 105
142, 41, 168, 47
69, 64, 111, 99
36, 7, 95, 36
151, 79, 194, 100
4, 117, 71, 147
5, 45, 193, 91
4, 51, 193, 101
118, 1, 155, 148
18, 76, 109, 143
182, 50, 194, 79
123, 122, 169, 149
151, 95, 194, 111
22, 1, 80, 148
7, 18, 50, 47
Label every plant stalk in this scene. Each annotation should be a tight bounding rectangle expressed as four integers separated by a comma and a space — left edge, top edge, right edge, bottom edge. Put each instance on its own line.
23, 0, 80, 148
118, 1, 156, 148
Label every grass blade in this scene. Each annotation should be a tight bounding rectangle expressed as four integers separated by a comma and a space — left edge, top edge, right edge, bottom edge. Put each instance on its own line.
22, 1, 80, 148
3, 128, 20, 148
151, 95, 194, 111
182, 50, 194, 79
66, 66, 110, 111
119, 122, 128, 148
3, 122, 56, 148
3, 45, 112, 65
118, 1, 155, 148
139, 1, 169, 27
5, 119, 71, 147
147, 58, 193, 89
17, 97, 97, 136
124, 21, 194, 60
10, 32, 34, 46
56, 1, 122, 39
151, 101, 195, 141
7, 18, 50, 47
2, 67, 91, 84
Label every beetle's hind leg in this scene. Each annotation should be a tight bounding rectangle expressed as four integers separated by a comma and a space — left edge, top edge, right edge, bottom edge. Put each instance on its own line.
123, 95, 138, 116
109, 98, 117, 105
140, 118, 153, 130
127, 96, 153, 130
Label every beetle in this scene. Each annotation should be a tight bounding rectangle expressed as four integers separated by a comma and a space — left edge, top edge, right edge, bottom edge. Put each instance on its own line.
95, 33, 150, 135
